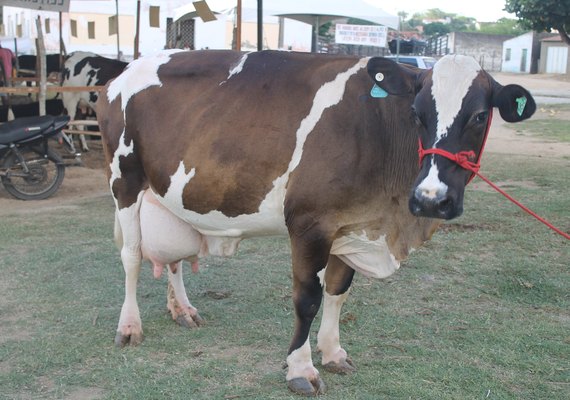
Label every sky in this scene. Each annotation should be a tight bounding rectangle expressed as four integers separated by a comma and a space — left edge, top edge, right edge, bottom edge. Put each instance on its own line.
364, 0, 515, 22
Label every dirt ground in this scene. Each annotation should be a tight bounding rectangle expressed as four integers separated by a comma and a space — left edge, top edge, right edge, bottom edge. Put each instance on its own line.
1, 71, 569, 214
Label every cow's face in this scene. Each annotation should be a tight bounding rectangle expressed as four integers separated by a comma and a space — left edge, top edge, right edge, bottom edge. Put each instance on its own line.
368, 55, 535, 220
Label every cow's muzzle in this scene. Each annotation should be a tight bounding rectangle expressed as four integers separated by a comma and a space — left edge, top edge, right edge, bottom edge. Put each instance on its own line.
409, 186, 463, 220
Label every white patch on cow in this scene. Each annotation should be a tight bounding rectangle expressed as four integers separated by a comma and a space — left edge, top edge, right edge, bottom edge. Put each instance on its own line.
330, 230, 399, 279
161, 161, 196, 209
317, 291, 349, 366
154, 59, 368, 240
109, 129, 133, 197
107, 49, 184, 111
317, 267, 327, 287
220, 52, 251, 85
431, 55, 481, 143
286, 339, 319, 381
415, 159, 448, 200
288, 58, 369, 173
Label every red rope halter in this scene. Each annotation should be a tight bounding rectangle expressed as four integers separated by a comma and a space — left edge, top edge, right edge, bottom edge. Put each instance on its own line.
417, 109, 570, 240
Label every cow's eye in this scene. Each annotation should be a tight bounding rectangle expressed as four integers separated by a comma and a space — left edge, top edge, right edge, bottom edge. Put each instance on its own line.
474, 111, 488, 124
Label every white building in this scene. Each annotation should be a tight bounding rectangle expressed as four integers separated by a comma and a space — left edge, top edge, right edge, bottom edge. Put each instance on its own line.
501, 31, 540, 74
0, 0, 312, 59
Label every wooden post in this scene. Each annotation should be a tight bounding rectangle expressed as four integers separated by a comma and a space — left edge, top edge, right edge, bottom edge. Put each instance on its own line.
35, 17, 47, 116
236, 0, 242, 51
59, 12, 65, 71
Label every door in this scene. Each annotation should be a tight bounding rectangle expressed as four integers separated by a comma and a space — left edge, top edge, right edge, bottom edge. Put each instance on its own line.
546, 46, 568, 73
520, 49, 528, 72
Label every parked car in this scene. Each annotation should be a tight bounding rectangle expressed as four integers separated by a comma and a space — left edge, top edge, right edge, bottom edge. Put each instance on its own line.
384, 55, 437, 69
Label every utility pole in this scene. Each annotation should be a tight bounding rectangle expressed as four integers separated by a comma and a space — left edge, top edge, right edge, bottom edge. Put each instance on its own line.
257, 0, 262, 51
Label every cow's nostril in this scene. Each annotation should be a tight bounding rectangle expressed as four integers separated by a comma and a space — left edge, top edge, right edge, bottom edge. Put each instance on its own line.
438, 196, 453, 212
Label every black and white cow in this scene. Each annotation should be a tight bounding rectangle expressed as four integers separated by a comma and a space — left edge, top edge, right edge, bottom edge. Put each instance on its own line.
61, 51, 127, 151
97, 50, 535, 396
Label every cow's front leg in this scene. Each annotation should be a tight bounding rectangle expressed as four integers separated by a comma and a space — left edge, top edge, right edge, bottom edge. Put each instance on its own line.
317, 255, 356, 374
286, 228, 331, 396
166, 260, 204, 328
115, 192, 145, 347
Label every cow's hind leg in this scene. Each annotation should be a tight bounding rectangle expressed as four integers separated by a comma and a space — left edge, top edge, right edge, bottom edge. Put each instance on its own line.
317, 255, 356, 374
114, 191, 145, 347
166, 261, 204, 328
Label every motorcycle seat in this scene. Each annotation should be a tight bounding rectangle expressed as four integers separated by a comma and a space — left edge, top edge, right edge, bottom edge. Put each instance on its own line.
0, 115, 70, 144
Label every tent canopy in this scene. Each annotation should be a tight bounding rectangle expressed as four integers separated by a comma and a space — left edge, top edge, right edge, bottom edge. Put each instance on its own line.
204, 0, 400, 51
203, 0, 399, 29
270, 0, 399, 30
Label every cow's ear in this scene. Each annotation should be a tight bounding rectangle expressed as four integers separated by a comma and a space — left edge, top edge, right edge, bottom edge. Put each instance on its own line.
367, 57, 422, 96
492, 83, 536, 122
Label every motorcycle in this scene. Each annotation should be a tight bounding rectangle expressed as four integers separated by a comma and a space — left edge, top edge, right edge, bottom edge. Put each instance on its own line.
0, 114, 71, 200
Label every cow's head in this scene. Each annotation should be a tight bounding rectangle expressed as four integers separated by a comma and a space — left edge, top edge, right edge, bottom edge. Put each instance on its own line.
367, 55, 536, 220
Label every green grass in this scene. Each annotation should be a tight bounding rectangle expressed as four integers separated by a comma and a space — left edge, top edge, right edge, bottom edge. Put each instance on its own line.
0, 153, 569, 399
511, 103, 570, 142
512, 119, 570, 142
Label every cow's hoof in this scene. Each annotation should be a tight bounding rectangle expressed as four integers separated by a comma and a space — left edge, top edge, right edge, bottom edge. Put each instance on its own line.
322, 357, 356, 375
114, 331, 144, 347
287, 376, 326, 397
175, 312, 205, 329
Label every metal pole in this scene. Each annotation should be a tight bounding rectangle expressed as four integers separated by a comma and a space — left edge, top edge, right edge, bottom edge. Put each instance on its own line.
115, 0, 121, 60
311, 16, 319, 53
257, 0, 262, 51
134, 0, 140, 59
278, 16, 284, 49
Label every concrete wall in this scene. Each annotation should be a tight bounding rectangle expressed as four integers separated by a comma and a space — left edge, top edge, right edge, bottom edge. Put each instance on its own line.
451, 32, 513, 72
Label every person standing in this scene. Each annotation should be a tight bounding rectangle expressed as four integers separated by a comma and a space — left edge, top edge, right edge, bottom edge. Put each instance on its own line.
0, 44, 16, 84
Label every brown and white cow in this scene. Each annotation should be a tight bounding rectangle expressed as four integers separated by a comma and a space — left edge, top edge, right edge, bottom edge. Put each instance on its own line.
96, 50, 535, 396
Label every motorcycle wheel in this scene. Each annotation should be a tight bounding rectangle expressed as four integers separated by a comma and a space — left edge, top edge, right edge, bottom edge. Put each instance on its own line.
1, 146, 66, 200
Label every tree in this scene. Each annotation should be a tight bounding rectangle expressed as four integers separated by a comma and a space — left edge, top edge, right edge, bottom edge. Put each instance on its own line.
478, 18, 526, 35
505, 0, 570, 45
423, 22, 451, 36
449, 16, 477, 32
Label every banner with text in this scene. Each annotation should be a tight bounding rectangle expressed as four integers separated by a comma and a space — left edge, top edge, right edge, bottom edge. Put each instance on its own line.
335, 24, 388, 48
3, 0, 70, 13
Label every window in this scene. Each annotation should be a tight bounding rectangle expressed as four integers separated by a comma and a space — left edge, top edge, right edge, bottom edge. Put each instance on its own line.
505, 48, 511, 62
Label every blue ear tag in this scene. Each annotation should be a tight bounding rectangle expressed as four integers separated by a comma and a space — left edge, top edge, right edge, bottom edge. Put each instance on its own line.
370, 84, 388, 98
515, 96, 527, 116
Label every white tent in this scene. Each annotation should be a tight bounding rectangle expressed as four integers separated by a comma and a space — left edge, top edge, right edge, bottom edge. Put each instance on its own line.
269, 0, 399, 29
204, 0, 398, 28
269, 0, 399, 52
201, 0, 399, 52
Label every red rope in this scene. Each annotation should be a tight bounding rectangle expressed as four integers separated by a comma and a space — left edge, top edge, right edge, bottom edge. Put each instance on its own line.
471, 170, 570, 240
418, 122, 569, 240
